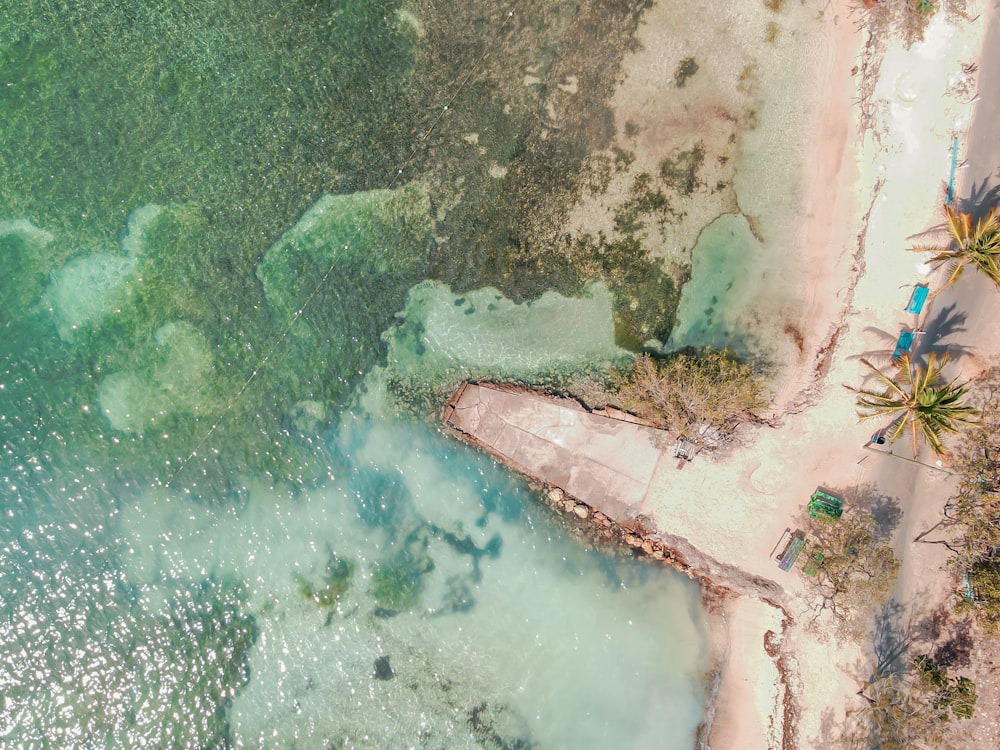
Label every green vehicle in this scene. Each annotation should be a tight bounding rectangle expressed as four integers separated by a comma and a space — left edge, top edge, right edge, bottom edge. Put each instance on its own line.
808, 489, 843, 520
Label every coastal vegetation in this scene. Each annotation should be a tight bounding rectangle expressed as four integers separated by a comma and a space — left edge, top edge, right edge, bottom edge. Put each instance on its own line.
843, 655, 975, 750
939, 367, 1000, 630
943, 367, 1000, 563
962, 559, 1000, 630
860, 0, 971, 49
614, 348, 768, 446
846, 353, 978, 458
910, 204, 1000, 291
800, 511, 900, 641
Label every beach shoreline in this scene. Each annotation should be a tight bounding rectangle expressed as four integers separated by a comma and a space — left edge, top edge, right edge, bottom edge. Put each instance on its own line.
442, 2, 998, 748
701, 7, 867, 748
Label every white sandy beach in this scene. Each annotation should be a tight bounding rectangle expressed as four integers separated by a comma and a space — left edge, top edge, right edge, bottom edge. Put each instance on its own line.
572, 3, 869, 744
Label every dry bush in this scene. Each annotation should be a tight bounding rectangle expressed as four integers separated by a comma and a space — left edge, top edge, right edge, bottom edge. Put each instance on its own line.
614, 348, 768, 446
857, 0, 971, 49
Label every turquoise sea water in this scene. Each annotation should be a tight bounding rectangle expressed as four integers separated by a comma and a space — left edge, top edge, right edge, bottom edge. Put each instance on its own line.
1, 0, 839, 743
1, 1, 718, 747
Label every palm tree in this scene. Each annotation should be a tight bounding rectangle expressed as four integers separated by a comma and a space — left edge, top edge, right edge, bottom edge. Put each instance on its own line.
847, 353, 978, 458
910, 204, 1000, 290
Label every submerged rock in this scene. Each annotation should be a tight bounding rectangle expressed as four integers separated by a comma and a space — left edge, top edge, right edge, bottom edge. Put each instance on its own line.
118, 203, 165, 258
255, 183, 431, 405
467, 701, 535, 750
43, 252, 138, 341
373, 655, 394, 681
381, 280, 628, 379
286, 399, 327, 434
257, 184, 431, 324
98, 321, 215, 434
39, 204, 199, 341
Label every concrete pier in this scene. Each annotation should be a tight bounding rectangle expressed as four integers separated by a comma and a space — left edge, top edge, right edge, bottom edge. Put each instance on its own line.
444, 383, 668, 522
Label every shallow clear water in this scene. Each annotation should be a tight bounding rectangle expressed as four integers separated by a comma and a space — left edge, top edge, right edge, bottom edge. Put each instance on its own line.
0, 1, 722, 746
0, 415, 708, 747
0, 0, 842, 744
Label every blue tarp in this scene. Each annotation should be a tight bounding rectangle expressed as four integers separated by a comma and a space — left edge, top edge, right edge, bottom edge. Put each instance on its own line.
892, 330, 915, 360
905, 285, 929, 314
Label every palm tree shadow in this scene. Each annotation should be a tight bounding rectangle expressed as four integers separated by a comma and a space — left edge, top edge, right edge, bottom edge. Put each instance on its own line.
849, 327, 903, 376
957, 177, 1000, 218
906, 222, 949, 246
914, 302, 974, 363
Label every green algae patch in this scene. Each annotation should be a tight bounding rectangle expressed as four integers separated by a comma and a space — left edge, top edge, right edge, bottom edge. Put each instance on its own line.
370, 553, 431, 613
659, 143, 707, 197
256, 183, 432, 405
0, 219, 55, 323
297, 555, 355, 611
674, 57, 699, 88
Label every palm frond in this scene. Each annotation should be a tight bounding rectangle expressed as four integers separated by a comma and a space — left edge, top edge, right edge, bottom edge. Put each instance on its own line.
886, 416, 910, 444
918, 417, 946, 455
944, 204, 970, 246
858, 358, 907, 397
847, 352, 978, 457
913, 204, 1000, 290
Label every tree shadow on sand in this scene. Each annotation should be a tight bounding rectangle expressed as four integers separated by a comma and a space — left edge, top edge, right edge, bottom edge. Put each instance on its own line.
915, 303, 974, 363
872, 598, 911, 675
870, 587, 970, 678
813, 707, 843, 750
914, 603, 975, 669
956, 177, 1000, 219
828, 481, 903, 541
